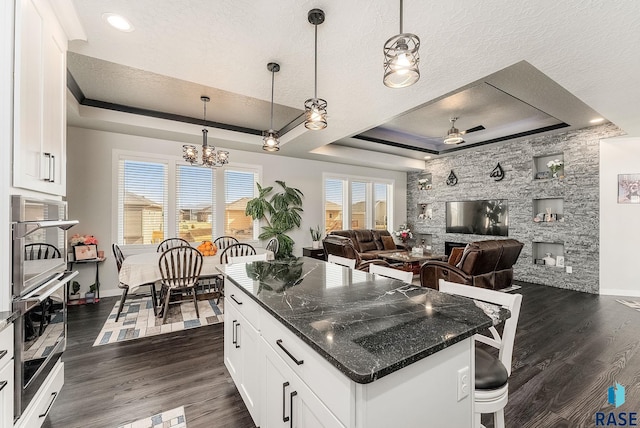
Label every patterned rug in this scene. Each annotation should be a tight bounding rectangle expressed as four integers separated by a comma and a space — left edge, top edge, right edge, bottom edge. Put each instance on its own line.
616, 299, 640, 312
93, 295, 224, 347
117, 406, 187, 428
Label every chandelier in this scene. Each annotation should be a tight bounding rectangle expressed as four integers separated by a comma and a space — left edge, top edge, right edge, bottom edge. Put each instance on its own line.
182, 96, 229, 167
304, 9, 328, 130
383, 0, 420, 88
263, 62, 281, 152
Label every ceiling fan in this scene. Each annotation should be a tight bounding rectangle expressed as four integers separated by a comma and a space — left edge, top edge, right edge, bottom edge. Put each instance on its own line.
443, 117, 485, 144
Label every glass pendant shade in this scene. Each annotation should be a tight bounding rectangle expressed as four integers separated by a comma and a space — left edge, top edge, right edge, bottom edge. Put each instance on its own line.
263, 129, 280, 152
304, 9, 327, 131
263, 62, 281, 152
183, 145, 198, 164
304, 98, 328, 130
383, 33, 420, 88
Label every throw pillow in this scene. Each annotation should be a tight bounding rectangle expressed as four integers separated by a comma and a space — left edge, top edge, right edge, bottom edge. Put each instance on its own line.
381, 235, 396, 250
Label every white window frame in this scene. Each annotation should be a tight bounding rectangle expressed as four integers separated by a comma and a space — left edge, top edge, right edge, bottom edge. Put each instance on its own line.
322, 173, 394, 231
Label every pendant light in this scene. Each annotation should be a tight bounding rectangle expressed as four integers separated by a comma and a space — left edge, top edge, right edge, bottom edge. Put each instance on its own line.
183, 96, 230, 167
263, 62, 281, 152
304, 9, 327, 130
443, 117, 465, 145
383, 0, 420, 88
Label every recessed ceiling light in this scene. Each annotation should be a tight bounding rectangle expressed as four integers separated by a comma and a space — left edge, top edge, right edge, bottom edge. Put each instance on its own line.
424, 156, 431, 160
102, 13, 134, 32
589, 117, 605, 124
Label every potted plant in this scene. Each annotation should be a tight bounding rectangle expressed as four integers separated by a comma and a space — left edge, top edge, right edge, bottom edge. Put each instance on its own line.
245, 180, 304, 259
69, 281, 81, 301
310, 225, 322, 249
85, 283, 97, 304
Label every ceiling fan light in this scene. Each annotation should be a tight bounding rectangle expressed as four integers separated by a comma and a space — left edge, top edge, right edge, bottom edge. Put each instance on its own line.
383, 33, 420, 88
304, 98, 328, 130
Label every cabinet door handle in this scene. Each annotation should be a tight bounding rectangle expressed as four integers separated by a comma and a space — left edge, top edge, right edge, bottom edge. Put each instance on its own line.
0, 350, 7, 361
229, 294, 243, 305
289, 390, 298, 428
38, 392, 58, 418
42, 153, 51, 181
231, 320, 237, 345
276, 339, 304, 365
282, 381, 290, 422
0, 380, 7, 392
234, 321, 240, 348
50, 154, 55, 183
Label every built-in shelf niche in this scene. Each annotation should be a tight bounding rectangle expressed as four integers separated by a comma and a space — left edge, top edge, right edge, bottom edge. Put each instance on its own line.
532, 241, 565, 268
417, 203, 433, 222
415, 233, 433, 251
533, 152, 564, 180
533, 198, 564, 223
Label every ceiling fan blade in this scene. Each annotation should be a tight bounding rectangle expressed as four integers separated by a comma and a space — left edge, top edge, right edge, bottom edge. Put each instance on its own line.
461, 125, 485, 135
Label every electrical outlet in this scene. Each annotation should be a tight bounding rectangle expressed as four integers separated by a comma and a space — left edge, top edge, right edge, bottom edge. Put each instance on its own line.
457, 366, 470, 401
566, 266, 572, 274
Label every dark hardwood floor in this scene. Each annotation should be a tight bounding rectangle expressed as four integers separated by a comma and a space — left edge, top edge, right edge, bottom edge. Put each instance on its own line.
42, 283, 640, 428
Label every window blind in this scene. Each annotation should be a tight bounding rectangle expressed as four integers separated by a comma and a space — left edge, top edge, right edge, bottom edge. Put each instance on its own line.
324, 178, 344, 233
176, 165, 214, 243
224, 169, 257, 240
118, 159, 168, 245
374, 183, 388, 230
351, 181, 367, 229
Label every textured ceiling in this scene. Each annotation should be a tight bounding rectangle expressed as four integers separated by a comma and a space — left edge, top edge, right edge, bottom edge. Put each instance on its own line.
65, 0, 640, 171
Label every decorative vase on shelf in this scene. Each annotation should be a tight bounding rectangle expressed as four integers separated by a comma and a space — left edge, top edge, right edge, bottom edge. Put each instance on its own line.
543, 252, 556, 266
312, 240, 321, 249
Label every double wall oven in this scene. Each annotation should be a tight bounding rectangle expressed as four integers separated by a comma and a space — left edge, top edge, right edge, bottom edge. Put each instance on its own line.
11, 195, 78, 422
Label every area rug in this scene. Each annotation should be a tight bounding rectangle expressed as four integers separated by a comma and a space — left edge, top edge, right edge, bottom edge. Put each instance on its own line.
93, 295, 224, 347
117, 406, 187, 428
616, 299, 640, 312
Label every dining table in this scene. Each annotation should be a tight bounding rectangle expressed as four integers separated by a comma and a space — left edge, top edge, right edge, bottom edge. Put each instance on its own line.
118, 247, 274, 290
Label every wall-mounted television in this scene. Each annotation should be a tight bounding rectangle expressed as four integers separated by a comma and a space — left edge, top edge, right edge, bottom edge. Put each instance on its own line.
446, 200, 509, 236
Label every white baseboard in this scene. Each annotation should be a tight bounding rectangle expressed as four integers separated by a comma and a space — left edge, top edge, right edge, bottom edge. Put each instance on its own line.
599, 288, 640, 297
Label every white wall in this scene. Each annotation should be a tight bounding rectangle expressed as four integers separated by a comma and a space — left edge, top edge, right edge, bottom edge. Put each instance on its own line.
599, 136, 640, 296
66, 126, 407, 297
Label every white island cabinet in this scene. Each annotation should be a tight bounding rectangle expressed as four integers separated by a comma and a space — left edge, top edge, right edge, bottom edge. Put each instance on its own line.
13, 0, 69, 196
0, 326, 14, 428
221, 259, 496, 428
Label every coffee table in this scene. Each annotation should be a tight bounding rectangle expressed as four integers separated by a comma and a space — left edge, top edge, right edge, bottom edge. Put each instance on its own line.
380, 252, 447, 275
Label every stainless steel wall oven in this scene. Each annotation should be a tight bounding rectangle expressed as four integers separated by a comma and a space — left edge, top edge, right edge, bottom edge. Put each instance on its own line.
11, 195, 78, 421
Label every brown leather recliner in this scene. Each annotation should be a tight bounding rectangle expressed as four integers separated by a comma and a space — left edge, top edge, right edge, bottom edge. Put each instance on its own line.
321, 234, 392, 271
420, 239, 524, 290
328, 229, 405, 260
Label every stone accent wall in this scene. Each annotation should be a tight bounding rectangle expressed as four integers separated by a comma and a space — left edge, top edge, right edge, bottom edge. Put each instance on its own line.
407, 123, 623, 293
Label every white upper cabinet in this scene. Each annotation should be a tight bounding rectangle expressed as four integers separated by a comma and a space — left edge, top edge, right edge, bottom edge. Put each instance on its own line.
13, 0, 68, 196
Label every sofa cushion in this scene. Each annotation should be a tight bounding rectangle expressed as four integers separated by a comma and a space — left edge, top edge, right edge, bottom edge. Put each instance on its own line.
381, 235, 396, 250
354, 230, 378, 252
448, 247, 465, 266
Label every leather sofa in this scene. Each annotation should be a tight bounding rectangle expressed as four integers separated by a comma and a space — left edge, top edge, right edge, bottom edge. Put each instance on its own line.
327, 229, 405, 260
321, 234, 394, 271
420, 239, 524, 290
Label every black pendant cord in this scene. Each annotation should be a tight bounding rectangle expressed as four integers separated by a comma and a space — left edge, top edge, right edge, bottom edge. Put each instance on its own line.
202, 99, 208, 148
270, 69, 275, 129
314, 23, 318, 99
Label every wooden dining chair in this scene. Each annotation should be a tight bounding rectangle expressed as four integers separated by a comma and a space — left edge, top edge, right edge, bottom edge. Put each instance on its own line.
158, 246, 203, 324
219, 243, 257, 264
157, 237, 190, 253
213, 235, 239, 251
112, 243, 158, 321
25, 243, 61, 260
369, 264, 413, 283
24, 243, 61, 336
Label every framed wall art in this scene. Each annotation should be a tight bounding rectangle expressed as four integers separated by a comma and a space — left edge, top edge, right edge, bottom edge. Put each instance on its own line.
618, 174, 640, 204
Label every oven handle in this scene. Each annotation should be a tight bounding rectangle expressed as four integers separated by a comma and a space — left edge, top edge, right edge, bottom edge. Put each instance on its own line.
13, 220, 79, 239
18, 271, 79, 304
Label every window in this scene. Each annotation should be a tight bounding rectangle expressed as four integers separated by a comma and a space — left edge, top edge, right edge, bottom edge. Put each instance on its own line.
325, 179, 344, 233
176, 165, 214, 243
324, 175, 393, 232
224, 169, 258, 240
118, 159, 168, 245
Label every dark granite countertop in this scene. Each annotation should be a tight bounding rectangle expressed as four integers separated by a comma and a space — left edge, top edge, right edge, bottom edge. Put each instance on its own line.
0, 310, 19, 333
221, 257, 509, 384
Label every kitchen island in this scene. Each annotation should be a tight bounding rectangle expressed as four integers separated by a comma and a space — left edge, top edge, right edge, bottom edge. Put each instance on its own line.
220, 257, 506, 428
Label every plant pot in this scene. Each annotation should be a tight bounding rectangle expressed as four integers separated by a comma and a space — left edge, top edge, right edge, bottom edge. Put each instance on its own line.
85, 292, 95, 304
69, 293, 81, 301
312, 241, 321, 249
